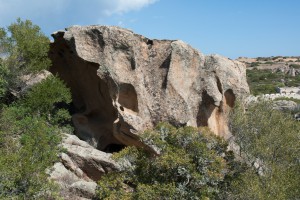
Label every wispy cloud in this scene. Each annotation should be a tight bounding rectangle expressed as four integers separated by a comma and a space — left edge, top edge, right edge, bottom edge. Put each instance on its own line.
102, 0, 158, 16
0, 0, 158, 26
0, 0, 68, 24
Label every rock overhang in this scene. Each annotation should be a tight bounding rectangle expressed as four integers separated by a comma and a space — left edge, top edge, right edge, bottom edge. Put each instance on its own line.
49, 25, 249, 150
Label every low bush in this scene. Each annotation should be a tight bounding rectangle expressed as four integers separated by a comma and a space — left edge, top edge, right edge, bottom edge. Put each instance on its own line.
0, 18, 72, 199
246, 69, 300, 95
97, 123, 236, 199
290, 64, 300, 69
0, 107, 61, 199
0, 75, 71, 199
22, 75, 72, 126
228, 102, 300, 199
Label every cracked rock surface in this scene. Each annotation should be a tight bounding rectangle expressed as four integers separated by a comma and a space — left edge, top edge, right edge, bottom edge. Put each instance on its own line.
49, 134, 119, 199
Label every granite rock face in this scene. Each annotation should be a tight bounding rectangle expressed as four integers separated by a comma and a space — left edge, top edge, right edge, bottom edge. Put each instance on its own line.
60, 133, 119, 181
50, 25, 249, 150
49, 134, 119, 199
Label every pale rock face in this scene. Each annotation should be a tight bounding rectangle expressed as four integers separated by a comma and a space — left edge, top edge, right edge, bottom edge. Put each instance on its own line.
70, 181, 97, 199
50, 26, 249, 150
49, 134, 119, 199
10, 70, 52, 98
61, 133, 120, 181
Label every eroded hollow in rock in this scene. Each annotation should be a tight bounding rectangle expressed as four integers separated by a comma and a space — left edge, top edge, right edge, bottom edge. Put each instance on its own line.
224, 89, 236, 108
197, 90, 216, 127
118, 83, 138, 113
50, 38, 123, 152
197, 90, 227, 137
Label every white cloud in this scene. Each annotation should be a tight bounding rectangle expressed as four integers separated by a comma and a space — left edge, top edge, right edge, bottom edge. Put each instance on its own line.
0, 0, 158, 25
0, 0, 69, 25
102, 0, 158, 16
0, 0, 158, 35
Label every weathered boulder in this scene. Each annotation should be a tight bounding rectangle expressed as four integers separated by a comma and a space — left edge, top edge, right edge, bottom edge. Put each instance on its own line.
7, 70, 52, 102
288, 67, 296, 77
49, 134, 120, 199
273, 100, 298, 111
49, 162, 81, 185
61, 133, 120, 181
70, 181, 97, 199
50, 25, 249, 150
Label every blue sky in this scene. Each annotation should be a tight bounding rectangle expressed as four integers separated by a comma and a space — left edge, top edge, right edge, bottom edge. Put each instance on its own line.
0, 0, 299, 59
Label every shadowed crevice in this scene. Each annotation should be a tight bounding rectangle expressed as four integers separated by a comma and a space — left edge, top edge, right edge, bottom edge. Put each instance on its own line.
118, 83, 139, 113
197, 90, 216, 127
50, 36, 122, 152
161, 53, 172, 89
224, 89, 236, 108
216, 76, 223, 94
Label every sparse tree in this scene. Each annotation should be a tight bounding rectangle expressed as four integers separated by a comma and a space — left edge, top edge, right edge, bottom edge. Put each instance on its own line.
0, 18, 50, 100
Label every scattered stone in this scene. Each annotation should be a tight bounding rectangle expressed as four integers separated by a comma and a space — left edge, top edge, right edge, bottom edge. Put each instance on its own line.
16, 70, 52, 96
288, 67, 296, 77
294, 113, 300, 121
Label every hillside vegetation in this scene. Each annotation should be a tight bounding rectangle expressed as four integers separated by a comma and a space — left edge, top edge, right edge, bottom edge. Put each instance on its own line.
0, 19, 72, 199
0, 19, 299, 200
246, 68, 300, 95
96, 103, 300, 199
238, 56, 300, 95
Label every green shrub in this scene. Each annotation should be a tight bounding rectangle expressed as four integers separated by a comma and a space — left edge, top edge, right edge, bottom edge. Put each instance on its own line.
250, 62, 260, 67
0, 64, 9, 98
0, 75, 71, 198
289, 63, 300, 69
0, 18, 50, 100
22, 75, 72, 126
264, 61, 274, 65
7, 18, 50, 73
228, 102, 300, 199
0, 107, 61, 199
97, 123, 231, 199
0, 18, 71, 199
246, 69, 300, 95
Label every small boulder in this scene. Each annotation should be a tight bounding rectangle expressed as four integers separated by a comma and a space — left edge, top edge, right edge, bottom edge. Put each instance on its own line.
70, 181, 97, 199
62, 133, 120, 181
273, 100, 298, 111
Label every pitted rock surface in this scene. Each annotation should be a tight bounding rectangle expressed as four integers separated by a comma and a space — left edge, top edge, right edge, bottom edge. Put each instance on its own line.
50, 26, 249, 150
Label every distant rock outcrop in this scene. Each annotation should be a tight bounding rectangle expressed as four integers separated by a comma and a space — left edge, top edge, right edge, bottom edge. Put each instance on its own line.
272, 100, 298, 111
49, 25, 249, 150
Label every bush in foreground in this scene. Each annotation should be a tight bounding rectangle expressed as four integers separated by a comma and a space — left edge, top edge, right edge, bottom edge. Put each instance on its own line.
97, 123, 234, 199
0, 75, 71, 199
228, 102, 300, 200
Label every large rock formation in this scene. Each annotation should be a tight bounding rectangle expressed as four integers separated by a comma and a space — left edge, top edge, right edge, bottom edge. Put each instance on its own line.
50, 25, 249, 150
